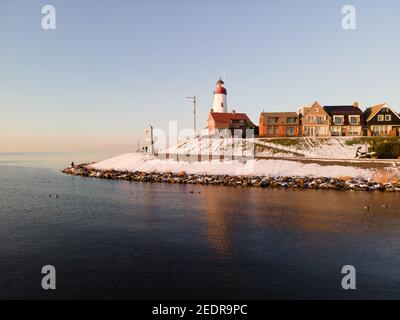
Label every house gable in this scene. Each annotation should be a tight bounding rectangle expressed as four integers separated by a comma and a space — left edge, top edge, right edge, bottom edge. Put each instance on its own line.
365, 104, 400, 125
302, 101, 330, 125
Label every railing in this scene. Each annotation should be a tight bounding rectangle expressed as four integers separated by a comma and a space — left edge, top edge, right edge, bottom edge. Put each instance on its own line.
153, 151, 400, 165
155, 152, 255, 162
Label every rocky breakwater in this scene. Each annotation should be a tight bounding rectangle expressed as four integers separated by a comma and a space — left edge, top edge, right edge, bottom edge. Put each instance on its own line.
62, 165, 400, 192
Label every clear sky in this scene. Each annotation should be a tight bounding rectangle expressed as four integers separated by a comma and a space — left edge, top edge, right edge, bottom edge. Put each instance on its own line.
1, 0, 400, 152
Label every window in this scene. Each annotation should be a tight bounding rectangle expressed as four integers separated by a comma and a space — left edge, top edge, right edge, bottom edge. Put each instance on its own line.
382, 107, 389, 113
268, 117, 277, 124
268, 127, 273, 134
372, 125, 390, 135
378, 115, 384, 121
231, 123, 240, 129
316, 126, 327, 135
333, 116, 342, 125
307, 116, 315, 122
286, 117, 296, 123
304, 126, 314, 136
349, 127, 360, 135
240, 120, 244, 126
286, 127, 295, 136
331, 126, 340, 136
385, 115, 392, 121
349, 116, 359, 125
273, 127, 278, 135
317, 116, 325, 124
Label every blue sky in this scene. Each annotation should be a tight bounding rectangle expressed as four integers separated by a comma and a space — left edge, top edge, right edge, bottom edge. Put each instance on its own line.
1, 0, 400, 152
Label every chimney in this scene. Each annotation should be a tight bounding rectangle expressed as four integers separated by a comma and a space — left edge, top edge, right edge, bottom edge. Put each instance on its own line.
232, 109, 236, 114
353, 101, 359, 108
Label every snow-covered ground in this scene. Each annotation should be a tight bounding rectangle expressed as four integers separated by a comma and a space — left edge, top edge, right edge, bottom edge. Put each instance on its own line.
90, 153, 374, 178
256, 138, 365, 158
161, 137, 367, 159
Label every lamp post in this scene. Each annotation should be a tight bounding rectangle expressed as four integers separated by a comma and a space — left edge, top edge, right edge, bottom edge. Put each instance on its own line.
186, 96, 197, 136
146, 125, 154, 154
150, 125, 154, 154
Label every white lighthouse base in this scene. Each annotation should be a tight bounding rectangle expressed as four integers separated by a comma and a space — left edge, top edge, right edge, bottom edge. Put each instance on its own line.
213, 94, 227, 113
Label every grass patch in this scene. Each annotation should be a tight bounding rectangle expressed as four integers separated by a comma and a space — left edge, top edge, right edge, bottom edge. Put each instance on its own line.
254, 143, 303, 156
345, 137, 400, 146
258, 138, 301, 146
346, 137, 400, 159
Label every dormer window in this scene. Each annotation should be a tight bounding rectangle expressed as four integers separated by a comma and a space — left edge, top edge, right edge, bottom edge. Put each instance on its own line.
333, 116, 343, 125
349, 116, 359, 125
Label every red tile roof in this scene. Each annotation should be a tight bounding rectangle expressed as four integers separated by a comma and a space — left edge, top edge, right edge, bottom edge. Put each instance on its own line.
209, 112, 250, 122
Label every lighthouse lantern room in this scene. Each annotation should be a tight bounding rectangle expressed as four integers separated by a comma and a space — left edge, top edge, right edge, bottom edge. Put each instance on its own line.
212, 78, 228, 113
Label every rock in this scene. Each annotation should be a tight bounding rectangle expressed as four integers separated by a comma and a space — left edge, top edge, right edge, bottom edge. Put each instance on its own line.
178, 171, 186, 177
260, 180, 269, 188
62, 164, 392, 193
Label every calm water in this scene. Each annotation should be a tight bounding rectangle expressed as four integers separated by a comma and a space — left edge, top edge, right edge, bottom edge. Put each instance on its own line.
1, 154, 400, 299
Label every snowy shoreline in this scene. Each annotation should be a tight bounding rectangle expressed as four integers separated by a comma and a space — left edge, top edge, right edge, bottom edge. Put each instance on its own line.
62, 164, 400, 192
88, 153, 375, 178
62, 153, 400, 192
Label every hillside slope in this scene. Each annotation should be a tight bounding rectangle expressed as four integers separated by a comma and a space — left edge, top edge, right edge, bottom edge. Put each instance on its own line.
163, 137, 367, 159
89, 152, 374, 178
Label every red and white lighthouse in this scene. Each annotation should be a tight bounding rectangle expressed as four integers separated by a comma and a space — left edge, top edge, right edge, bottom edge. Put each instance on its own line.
212, 78, 228, 113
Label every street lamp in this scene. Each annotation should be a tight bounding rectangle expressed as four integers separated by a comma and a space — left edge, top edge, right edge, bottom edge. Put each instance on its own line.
146, 125, 154, 154
186, 96, 197, 136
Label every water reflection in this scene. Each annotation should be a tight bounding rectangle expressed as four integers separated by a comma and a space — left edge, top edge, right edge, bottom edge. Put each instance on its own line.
2, 163, 400, 299
200, 186, 235, 256
197, 186, 400, 254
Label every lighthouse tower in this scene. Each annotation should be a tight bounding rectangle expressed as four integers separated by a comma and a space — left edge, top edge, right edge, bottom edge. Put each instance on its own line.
212, 78, 228, 113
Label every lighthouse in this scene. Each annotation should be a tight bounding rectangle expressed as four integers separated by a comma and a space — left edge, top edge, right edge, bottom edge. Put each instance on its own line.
212, 78, 228, 113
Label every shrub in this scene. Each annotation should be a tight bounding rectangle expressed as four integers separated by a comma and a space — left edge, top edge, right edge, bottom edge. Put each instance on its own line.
375, 143, 400, 159
345, 137, 400, 146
